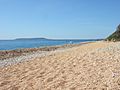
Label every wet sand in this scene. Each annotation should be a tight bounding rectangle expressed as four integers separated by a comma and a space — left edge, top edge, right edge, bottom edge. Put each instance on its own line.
0, 41, 120, 90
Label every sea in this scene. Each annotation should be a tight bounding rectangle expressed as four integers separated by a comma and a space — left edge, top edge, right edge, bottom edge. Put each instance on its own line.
0, 39, 98, 50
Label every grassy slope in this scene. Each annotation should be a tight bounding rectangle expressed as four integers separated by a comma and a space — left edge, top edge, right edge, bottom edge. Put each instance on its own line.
106, 24, 120, 41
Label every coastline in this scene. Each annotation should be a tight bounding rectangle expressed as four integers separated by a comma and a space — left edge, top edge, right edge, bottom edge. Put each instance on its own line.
0, 42, 93, 67
1, 41, 120, 89
0, 41, 93, 60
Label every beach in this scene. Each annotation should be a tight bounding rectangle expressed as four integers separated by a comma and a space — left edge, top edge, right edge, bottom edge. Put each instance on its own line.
0, 41, 120, 90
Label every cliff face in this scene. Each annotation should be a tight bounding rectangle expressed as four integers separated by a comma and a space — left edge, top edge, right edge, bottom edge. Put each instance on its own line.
106, 24, 120, 41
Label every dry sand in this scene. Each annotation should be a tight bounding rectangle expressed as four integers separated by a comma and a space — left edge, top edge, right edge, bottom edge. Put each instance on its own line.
0, 41, 120, 90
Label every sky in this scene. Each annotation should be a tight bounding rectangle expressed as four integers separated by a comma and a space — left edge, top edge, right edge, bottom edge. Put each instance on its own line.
0, 0, 120, 39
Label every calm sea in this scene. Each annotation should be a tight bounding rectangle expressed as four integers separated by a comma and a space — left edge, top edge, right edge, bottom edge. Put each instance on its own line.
0, 39, 97, 50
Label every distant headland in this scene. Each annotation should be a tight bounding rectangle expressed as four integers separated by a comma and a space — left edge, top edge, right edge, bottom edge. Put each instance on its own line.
15, 38, 48, 40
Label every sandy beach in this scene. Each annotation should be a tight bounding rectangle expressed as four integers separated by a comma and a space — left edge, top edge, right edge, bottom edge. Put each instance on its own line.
0, 41, 120, 90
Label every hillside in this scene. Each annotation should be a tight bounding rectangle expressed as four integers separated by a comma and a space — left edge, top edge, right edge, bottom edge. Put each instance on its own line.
106, 24, 120, 41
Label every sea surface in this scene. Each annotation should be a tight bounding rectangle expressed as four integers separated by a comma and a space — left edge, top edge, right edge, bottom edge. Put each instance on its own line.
0, 39, 97, 50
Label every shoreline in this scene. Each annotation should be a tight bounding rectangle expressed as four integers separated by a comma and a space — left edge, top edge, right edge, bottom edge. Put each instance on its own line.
0, 42, 93, 67
0, 41, 93, 60
0, 47, 68, 67
1, 41, 120, 89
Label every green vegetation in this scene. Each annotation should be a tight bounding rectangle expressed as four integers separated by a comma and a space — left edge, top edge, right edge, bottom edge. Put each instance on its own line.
106, 24, 120, 41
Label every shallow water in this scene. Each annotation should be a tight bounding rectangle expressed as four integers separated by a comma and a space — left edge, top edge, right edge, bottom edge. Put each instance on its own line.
0, 39, 96, 50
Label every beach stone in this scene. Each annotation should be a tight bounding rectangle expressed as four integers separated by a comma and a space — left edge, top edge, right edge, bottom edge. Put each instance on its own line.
117, 78, 120, 85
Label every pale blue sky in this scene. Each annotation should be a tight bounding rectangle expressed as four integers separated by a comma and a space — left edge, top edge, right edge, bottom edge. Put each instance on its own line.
0, 0, 120, 39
